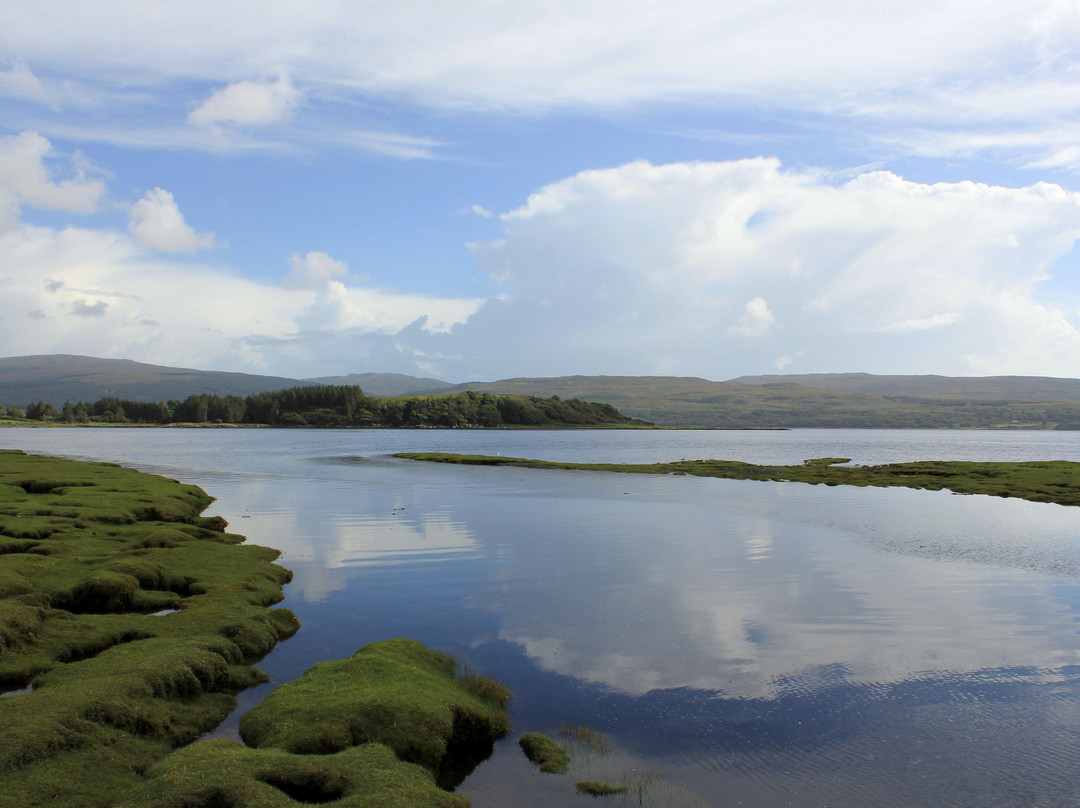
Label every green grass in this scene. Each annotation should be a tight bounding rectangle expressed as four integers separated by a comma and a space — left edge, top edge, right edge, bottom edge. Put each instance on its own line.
395, 453, 1080, 507
239, 638, 510, 777
519, 732, 571, 773
116, 739, 470, 808
575, 779, 630, 795
0, 449, 299, 808
1, 451, 517, 807
124, 638, 511, 807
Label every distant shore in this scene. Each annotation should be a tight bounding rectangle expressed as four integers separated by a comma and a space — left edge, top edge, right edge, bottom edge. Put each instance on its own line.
395, 453, 1080, 507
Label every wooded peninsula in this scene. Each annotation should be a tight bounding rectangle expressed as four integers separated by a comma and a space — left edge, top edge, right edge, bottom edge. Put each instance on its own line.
4, 386, 649, 429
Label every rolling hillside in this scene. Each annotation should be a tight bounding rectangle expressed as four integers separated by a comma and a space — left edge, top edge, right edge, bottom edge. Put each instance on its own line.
0, 356, 446, 406
4, 356, 1080, 428
0, 355, 302, 407
441, 375, 1080, 428
733, 373, 1080, 402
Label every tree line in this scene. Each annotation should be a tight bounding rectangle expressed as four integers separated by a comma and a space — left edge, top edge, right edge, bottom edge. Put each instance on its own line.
3, 386, 647, 428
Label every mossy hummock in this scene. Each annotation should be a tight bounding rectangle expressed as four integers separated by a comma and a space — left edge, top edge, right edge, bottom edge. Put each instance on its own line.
239, 638, 511, 783
0, 450, 299, 808
124, 638, 512, 808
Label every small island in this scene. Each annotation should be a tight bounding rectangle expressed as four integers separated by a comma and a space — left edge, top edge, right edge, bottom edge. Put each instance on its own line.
394, 453, 1080, 507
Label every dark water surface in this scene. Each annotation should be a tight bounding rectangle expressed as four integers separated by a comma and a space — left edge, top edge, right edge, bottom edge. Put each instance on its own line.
4, 428, 1080, 807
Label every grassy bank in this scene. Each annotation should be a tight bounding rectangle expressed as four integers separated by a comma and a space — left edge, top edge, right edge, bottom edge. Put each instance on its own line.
0, 449, 299, 807
394, 453, 1080, 507
0, 450, 514, 808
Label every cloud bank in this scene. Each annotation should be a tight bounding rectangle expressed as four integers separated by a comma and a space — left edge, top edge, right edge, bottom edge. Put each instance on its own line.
400, 159, 1080, 379
2, 133, 1079, 380
0, 132, 482, 376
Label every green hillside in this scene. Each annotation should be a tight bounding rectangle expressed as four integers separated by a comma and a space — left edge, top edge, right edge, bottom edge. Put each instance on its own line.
443, 375, 1080, 428
732, 372, 1080, 402
0, 355, 301, 407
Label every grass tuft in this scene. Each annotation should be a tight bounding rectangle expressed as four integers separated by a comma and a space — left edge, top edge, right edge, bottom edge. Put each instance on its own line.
519, 732, 571, 773
575, 779, 630, 796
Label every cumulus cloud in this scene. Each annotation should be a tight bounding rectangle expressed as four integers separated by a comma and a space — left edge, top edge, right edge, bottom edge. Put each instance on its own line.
397, 159, 1080, 380
0, 131, 106, 222
128, 188, 216, 252
0, 131, 479, 377
285, 251, 349, 289
189, 73, 301, 128
0, 211, 482, 376
727, 297, 777, 338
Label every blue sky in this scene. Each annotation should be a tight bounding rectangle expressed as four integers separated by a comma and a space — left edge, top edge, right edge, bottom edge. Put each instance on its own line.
3, 1, 1080, 382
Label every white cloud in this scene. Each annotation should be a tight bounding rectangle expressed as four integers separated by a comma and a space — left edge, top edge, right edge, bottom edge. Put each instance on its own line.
727, 297, 777, 338
343, 130, 442, 160
880, 312, 962, 333
128, 188, 216, 253
0, 131, 484, 378
0, 3, 1077, 166
0, 209, 483, 376
189, 73, 301, 128
0, 131, 106, 222
0, 62, 52, 105
285, 251, 349, 289
410, 159, 1080, 379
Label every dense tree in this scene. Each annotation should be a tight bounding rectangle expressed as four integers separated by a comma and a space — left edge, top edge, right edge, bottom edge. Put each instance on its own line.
6, 386, 643, 428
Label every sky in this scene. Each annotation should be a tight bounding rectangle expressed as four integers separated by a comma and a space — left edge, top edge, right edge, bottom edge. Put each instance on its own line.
3, 1, 1080, 383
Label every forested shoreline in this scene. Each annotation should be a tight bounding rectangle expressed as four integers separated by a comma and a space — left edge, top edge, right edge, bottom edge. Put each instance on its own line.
2, 386, 648, 428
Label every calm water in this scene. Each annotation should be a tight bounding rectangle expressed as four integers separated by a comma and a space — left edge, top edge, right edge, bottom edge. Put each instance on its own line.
4, 427, 1080, 807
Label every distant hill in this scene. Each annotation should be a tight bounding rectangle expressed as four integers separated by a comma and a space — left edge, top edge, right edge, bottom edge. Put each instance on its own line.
302, 372, 453, 398
732, 373, 1080, 402
443, 374, 1080, 428
0, 355, 303, 407
5, 356, 1080, 429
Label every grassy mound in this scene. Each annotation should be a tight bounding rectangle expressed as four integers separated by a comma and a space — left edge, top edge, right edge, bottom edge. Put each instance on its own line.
240, 638, 511, 784
395, 453, 1080, 507
115, 739, 470, 808
124, 639, 511, 807
0, 450, 299, 808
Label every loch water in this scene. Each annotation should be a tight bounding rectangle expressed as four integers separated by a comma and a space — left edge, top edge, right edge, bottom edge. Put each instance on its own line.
5, 427, 1080, 807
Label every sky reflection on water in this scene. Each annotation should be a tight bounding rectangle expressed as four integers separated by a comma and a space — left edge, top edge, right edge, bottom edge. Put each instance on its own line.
4, 428, 1080, 806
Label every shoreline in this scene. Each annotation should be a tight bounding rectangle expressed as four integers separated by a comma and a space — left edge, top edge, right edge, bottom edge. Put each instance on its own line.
395, 453, 1080, 507
0, 450, 511, 808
